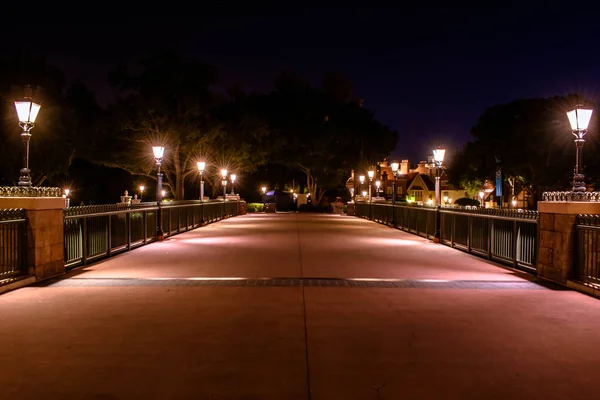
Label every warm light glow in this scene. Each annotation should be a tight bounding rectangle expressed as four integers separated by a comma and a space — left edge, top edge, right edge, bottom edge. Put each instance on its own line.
375, 180, 381, 188
362, 191, 367, 197
448, 197, 452, 204
221, 179, 227, 186
261, 186, 267, 193
197, 161, 206, 172
221, 169, 228, 178
443, 195, 448, 203
479, 190, 484, 199
64, 189, 70, 196
567, 107, 593, 131
427, 198, 433, 205
367, 170, 375, 180
230, 174, 236, 183
359, 175, 365, 184
161, 190, 166, 197
512, 199, 517, 207
140, 185, 145, 192
391, 161, 399, 172
14, 101, 41, 123
433, 148, 446, 164
152, 146, 165, 159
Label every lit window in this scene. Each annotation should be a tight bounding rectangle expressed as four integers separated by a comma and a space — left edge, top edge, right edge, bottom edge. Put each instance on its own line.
412, 190, 423, 201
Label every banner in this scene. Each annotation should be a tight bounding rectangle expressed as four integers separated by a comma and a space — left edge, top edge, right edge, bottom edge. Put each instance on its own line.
495, 168, 502, 196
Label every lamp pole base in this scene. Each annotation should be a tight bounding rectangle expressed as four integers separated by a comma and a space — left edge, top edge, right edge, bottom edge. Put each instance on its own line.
18, 168, 32, 187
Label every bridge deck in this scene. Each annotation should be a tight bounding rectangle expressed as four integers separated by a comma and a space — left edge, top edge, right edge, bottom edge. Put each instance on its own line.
0, 214, 598, 399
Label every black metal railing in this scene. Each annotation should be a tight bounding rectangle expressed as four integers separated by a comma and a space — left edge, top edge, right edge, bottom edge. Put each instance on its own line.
64, 200, 240, 268
0, 208, 27, 280
575, 214, 600, 286
356, 201, 539, 271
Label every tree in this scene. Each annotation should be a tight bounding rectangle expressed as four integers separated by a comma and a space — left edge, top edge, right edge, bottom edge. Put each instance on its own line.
449, 95, 597, 205
0, 54, 101, 186
103, 50, 274, 200
101, 50, 221, 200
259, 71, 397, 204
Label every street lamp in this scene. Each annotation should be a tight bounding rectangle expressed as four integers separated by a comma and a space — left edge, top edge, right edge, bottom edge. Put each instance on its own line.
152, 146, 165, 240
512, 198, 517, 208
367, 170, 375, 201
390, 161, 399, 226
161, 190, 166, 198
432, 148, 446, 206
14, 93, 41, 186
479, 190, 485, 207
262, 186, 267, 195
443, 195, 448, 205
375, 180, 381, 197
197, 161, 206, 201
139, 185, 145, 201
64, 188, 70, 208
230, 174, 237, 195
220, 169, 228, 216
567, 106, 593, 192
432, 147, 446, 243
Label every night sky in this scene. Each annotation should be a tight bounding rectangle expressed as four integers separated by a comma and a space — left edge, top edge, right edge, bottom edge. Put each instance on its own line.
3, 8, 599, 164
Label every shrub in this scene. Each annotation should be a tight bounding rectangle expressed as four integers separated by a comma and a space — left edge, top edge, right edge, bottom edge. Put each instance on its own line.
455, 197, 480, 207
246, 203, 264, 213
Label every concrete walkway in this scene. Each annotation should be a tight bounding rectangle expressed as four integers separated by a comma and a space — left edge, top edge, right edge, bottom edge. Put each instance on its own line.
0, 213, 599, 399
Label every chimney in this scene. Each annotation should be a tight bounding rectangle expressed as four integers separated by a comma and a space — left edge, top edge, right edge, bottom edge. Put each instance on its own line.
400, 160, 409, 175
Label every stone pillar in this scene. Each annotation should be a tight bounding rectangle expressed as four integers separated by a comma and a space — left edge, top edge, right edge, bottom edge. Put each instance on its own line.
347, 202, 355, 216
238, 200, 247, 215
537, 201, 600, 283
0, 196, 65, 281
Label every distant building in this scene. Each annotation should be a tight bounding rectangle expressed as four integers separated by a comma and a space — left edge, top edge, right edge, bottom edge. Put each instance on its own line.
349, 157, 467, 205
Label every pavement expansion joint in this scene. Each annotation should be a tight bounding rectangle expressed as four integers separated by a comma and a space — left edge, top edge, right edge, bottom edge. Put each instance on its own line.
36, 277, 552, 290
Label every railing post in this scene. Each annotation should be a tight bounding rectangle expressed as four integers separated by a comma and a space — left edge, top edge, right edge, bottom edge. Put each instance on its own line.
107, 214, 112, 257
512, 220, 518, 268
82, 217, 88, 266
488, 219, 494, 260
126, 212, 132, 250
467, 215, 472, 253
451, 213, 455, 247
143, 210, 147, 244
168, 209, 172, 236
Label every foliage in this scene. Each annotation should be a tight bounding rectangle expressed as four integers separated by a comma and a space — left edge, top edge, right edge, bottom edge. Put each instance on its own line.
0, 54, 102, 186
256, 71, 397, 204
459, 177, 484, 199
449, 95, 599, 203
246, 203, 264, 213
454, 197, 480, 207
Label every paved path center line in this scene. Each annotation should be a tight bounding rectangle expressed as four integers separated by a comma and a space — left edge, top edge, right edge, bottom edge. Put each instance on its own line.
37, 277, 552, 290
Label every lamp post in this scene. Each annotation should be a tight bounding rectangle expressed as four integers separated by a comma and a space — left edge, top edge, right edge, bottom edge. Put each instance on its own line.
139, 185, 145, 202
479, 190, 485, 207
367, 169, 375, 218
197, 161, 206, 201
153, 146, 165, 240
64, 189, 70, 208
390, 161, 399, 226
567, 106, 594, 192
432, 147, 446, 243
512, 198, 517, 209
375, 180, 381, 197
359, 175, 365, 199
14, 93, 41, 187
230, 174, 236, 195
221, 169, 228, 217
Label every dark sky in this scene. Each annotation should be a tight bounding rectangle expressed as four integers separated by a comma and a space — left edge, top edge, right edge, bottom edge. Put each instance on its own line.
3, 8, 599, 163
